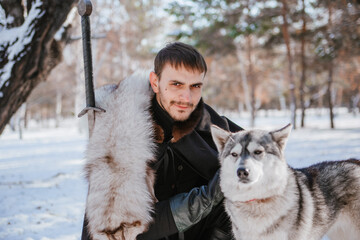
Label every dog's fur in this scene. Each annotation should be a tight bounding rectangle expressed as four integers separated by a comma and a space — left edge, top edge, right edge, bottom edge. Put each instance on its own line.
85, 71, 156, 240
211, 124, 360, 240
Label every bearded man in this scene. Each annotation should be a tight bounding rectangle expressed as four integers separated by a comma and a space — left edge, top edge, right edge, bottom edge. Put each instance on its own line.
81, 42, 242, 240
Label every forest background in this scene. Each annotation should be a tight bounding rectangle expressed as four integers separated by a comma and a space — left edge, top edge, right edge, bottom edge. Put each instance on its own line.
0, 1, 359, 239
0, 0, 360, 134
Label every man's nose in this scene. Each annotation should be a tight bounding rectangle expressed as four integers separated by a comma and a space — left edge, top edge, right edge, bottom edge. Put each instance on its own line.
180, 88, 191, 102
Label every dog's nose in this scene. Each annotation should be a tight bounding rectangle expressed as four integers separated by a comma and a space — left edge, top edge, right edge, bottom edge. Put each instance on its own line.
237, 167, 250, 179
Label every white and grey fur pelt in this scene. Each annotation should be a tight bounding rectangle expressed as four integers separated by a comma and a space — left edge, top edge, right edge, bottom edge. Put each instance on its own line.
84, 71, 156, 240
211, 124, 360, 240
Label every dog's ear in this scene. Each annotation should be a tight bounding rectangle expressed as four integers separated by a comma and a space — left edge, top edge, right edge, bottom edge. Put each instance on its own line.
270, 124, 292, 151
211, 125, 232, 153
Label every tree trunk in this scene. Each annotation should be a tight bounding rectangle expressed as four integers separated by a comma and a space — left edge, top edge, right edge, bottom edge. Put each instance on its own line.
55, 90, 62, 128
280, 0, 297, 129
326, 3, 335, 129
236, 48, 252, 115
277, 77, 287, 111
246, 35, 256, 128
17, 103, 26, 139
0, 0, 77, 135
327, 62, 335, 129
24, 102, 29, 129
299, 0, 307, 128
351, 93, 360, 115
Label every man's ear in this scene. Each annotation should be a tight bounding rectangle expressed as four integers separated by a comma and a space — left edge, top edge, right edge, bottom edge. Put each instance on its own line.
149, 71, 159, 94
270, 124, 292, 151
211, 125, 232, 153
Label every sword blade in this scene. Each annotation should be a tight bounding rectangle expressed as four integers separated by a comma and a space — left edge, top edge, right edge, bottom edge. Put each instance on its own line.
77, 0, 103, 137
78, 0, 94, 108
80, 15, 95, 108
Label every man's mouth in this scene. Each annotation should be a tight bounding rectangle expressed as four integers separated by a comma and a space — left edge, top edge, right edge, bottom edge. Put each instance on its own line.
171, 101, 193, 110
175, 104, 189, 110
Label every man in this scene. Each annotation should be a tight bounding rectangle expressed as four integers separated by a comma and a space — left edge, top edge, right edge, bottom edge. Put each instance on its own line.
81, 42, 242, 240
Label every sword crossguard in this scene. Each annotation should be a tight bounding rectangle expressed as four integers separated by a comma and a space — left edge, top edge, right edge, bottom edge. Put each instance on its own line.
78, 106, 106, 118
78, 0, 93, 16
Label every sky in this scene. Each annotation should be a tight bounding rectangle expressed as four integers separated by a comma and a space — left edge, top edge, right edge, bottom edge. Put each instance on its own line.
0, 109, 359, 240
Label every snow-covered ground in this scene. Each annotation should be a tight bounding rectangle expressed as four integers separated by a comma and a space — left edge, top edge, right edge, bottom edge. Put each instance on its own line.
0, 123, 87, 240
0, 109, 359, 240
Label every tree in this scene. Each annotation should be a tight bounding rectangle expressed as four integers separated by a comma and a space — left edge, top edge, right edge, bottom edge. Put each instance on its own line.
167, 0, 275, 127
299, 0, 307, 127
12, 0, 167, 134
312, 0, 360, 128
0, 0, 77, 134
279, 0, 297, 128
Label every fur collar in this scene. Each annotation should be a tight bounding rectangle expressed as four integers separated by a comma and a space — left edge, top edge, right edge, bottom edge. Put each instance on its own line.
151, 96, 204, 143
84, 71, 156, 238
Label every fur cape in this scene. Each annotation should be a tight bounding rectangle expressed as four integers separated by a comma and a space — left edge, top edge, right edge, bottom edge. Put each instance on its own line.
84, 71, 156, 240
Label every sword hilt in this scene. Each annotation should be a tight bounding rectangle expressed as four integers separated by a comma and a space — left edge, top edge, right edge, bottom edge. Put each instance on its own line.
78, 0, 92, 17
78, 106, 106, 118
78, 0, 95, 109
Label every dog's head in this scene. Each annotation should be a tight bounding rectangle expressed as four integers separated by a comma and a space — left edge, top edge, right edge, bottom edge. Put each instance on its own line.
211, 124, 292, 202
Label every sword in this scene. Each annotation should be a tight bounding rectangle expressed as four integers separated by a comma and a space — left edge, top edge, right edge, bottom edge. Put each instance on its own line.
77, 0, 105, 137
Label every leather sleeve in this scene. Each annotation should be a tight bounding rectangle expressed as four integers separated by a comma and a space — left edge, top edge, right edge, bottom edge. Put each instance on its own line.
136, 200, 178, 240
138, 170, 223, 238
169, 170, 223, 232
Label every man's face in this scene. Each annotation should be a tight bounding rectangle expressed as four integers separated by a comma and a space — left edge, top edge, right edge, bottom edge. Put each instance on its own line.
150, 63, 205, 121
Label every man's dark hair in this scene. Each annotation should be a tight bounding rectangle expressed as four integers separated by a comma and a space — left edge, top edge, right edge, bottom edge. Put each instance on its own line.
154, 42, 207, 79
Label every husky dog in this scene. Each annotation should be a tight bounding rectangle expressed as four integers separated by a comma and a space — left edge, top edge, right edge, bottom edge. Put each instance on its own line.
85, 71, 156, 240
211, 124, 360, 240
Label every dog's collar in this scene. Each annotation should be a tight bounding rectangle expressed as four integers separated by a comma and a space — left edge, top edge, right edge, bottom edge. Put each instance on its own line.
244, 199, 258, 203
232, 197, 273, 204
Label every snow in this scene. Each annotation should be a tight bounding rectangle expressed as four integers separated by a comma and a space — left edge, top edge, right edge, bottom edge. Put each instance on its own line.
0, 123, 87, 240
54, 7, 77, 41
0, 110, 359, 239
0, 6, 7, 31
54, 27, 65, 42
0, 0, 44, 89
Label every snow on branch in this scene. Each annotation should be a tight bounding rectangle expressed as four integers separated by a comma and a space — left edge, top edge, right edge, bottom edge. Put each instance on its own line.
0, 0, 44, 92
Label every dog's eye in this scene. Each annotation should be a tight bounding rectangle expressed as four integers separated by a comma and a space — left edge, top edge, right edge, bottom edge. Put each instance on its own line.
254, 150, 263, 155
231, 152, 238, 158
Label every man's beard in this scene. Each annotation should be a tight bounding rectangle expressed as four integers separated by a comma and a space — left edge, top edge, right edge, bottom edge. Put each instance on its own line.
157, 92, 196, 122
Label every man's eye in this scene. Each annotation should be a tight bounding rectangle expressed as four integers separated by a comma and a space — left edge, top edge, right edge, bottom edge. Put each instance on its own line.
254, 150, 263, 155
231, 152, 238, 158
192, 84, 202, 88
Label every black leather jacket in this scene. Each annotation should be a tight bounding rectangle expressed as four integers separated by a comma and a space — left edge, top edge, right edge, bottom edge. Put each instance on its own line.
137, 97, 242, 240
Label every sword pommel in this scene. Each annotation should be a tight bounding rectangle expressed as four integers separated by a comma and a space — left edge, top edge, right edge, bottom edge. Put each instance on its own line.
78, 0, 92, 16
